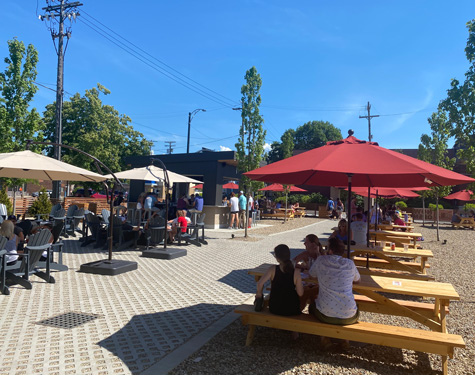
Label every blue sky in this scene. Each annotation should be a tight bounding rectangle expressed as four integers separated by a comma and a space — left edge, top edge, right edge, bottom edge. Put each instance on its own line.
1, 1, 475, 155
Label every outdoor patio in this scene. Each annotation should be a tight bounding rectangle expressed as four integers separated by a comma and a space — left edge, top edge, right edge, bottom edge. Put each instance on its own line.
0, 217, 334, 374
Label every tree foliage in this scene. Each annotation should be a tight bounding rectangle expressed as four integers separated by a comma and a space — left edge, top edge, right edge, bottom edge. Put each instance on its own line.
418, 111, 455, 198
267, 121, 341, 163
293, 121, 342, 150
0, 38, 43, 152
28, 187, 52, 219
43, 84, 153, 174
0, 188, 12, 214
440, 19, 475, 181
235, 67, 266, 192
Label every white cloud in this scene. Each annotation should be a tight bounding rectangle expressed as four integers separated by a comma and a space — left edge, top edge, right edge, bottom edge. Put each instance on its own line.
264, 142, 272, 152
220, 145, 232, 151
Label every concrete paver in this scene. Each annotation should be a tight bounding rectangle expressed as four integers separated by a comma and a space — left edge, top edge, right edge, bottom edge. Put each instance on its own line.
0, 219, 335, 375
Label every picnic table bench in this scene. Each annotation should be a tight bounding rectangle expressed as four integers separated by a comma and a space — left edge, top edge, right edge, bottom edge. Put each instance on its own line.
244, 263, 465, 374
234, 303, 464, 375
369, 229, 422, 248
260, 209, 294, 220
452, 216, 475, 229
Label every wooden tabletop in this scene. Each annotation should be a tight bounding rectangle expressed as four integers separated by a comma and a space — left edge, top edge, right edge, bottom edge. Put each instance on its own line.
248, 263, 458, 300
351, 245, 433, 258
370, 229, 422, 238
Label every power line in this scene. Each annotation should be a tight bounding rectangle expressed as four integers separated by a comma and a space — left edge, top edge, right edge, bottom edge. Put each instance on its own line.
81, 9, 240, 108
77, 12, 239, 108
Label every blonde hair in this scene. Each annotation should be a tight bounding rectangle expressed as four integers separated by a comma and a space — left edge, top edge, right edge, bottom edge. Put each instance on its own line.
0, 220, 15, 240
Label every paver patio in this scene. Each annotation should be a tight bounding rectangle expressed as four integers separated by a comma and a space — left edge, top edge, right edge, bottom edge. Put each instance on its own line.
0, 218, 335, 375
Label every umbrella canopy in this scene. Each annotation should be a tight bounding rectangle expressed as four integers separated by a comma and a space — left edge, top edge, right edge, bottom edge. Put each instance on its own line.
259, 183, 307, 192
107, 165, 202, 185
223, 182, 239, 189
0, 150, 107, 182
245, 135, 474, 188
194, 183, 203, 189
350, 187, 421, 198
444, 189, 474, 201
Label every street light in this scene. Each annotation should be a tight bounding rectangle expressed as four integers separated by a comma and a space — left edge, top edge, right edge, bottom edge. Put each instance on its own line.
187, 108, 206, 153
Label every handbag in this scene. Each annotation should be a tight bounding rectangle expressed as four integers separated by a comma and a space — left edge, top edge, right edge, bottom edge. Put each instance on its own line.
254, 296, 264, 312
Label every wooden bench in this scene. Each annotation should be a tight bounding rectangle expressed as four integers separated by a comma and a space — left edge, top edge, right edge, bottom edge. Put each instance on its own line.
234, 303, 465, 375
452, 217, 475, 229
352, 256, 430, 273
356, 267, 435, 281
260, 212, 294, 220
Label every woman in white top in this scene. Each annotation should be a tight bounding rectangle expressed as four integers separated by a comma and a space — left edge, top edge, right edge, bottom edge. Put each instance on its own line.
0, 220, 19, 265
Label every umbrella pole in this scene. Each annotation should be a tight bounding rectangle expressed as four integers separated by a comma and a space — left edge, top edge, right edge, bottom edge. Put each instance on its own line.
347, 174, 353, 259
284, 193, 288, 223
436, 193, 440, 241
422, 196, 426, 227
108, 185, 114, 261
366, 186, 371, 269
375, 191, 379, 231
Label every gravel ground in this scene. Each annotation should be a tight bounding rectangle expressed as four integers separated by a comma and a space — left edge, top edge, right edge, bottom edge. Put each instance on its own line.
170, 221, 474, 375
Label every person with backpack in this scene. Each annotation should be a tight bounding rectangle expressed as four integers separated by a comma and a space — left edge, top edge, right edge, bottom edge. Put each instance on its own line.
326, 197, 335, 219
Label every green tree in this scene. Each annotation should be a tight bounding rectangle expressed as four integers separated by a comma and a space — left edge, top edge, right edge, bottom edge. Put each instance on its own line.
43, 84, 153, 174
440, 19, 475, 180
28, 187, 52, 219
267, 141, 282, 163
418, 111, 455, 198
0, 38, 43, 152
235, 67, 266, 193
418, 111, 455, 239
0, 188, 12, 214
293, 120, 342, 150
281, 129, 295, 158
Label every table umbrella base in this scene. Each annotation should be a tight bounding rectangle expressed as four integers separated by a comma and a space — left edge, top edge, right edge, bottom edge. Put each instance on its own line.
141, 247, 187, 260
79, 259, 138, 275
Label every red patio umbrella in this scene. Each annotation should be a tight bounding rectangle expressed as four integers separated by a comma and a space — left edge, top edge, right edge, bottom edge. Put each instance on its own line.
194, 183, 203, 189
223, 182, 239, 189
259, 183, 307, 192
245, 133, 474, 255
350, 187, 421, 198
443, 189, 474, 201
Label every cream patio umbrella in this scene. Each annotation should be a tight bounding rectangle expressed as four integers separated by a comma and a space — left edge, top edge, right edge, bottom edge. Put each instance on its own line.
0, 150, 107, 182
107, 165, 202, 185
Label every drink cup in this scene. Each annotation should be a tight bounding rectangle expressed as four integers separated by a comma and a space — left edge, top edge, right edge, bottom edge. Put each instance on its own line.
403, 244, 409, 252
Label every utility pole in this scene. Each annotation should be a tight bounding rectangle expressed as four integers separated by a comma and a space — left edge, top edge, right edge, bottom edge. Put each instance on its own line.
39, 0, 83, 199
187, 109, 206, 153
164, 141, 176, 154
359, 101, 379, 142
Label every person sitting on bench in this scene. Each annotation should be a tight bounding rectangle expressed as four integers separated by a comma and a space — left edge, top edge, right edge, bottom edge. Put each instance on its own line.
293, 234, 324, 270
256, 244, 304, 320
308, 237, 360, 349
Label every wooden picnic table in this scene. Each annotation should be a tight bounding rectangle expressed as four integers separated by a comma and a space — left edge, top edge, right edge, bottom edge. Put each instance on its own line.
369, 229, 422, 248
248, 263, 459, 334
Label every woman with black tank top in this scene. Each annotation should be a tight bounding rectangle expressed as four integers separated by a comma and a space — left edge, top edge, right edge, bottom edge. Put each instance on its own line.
256, 244, 304, 316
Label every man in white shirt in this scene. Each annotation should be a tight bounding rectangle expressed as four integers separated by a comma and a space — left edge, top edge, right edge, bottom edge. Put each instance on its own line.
228, 192, 239, 229
350, 213, 367, 246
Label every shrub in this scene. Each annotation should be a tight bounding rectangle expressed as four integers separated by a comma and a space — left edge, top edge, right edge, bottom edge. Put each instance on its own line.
28, 187, 53, 219
395, 201, 407, 210
464, 203, 475, 213
0, 188, 12, 214
428, 203, 444, 211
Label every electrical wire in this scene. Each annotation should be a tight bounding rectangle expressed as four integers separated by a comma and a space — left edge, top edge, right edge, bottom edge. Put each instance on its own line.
81, 9, 240, 108
78, 13, 239, 108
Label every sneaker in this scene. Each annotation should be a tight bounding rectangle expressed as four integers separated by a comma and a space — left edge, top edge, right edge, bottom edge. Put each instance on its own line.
248, 225, 251, 228
228, 227, 233, 230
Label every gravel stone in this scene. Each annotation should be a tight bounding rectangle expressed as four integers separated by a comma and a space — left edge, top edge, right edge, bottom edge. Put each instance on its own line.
170, 222, 474, 375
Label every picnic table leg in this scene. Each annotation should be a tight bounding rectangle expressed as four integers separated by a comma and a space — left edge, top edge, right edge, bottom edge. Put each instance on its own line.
246, 325, 256, 346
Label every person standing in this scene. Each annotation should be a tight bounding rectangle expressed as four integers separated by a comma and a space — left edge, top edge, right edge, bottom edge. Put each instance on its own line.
247, 194, 254, 228
238, 191, 247, 228
229, 192, 240, 229
326, 197, 335, 219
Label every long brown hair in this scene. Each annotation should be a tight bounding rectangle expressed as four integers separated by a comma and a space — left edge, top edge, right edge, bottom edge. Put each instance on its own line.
274, 244, 293, 274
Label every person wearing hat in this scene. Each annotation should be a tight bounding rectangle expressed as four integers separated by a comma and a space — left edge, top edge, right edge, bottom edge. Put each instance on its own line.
238, 191, 247, 228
